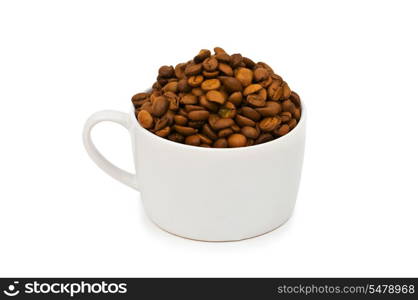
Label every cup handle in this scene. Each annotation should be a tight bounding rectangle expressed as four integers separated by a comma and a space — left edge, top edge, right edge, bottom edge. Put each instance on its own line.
82, 110, 139, 191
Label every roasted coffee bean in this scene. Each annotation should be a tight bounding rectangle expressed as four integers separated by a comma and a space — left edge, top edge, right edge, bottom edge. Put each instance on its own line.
288, 118, 298, 130
254, 68, 269, 82
173, 125, 198, 136
241, 126, 259, 139
174, 114, 188, 125
202, 57, 218, 71
280, 111, 292, 123
212, 118, 234, 130
256, 101, 281, 117
137, 110, 154, 129
241, 106, 261, 121
185, 134, 201, 146
282, 82, 291, 99
227, 134, 247, 148
235, 114, 256, 127
235, 67, 253, 87
185, 64, 202, 76
191, 87, 204, 96
200, 144, 211, 148
218, 128, 234, 138
213, 138, 228, 148
218, 63, 233, 76
198, 134, 213, 144
168, 133, 185, 143
206, 90, 226, 105
187, 75, 204, 87
202, 124, 218, 140
133, 47, 301, 147
275, 124, 290, 136
159, 65, 174, 78
180, 93, 198, 105
188, 110, 210, 121
255, 133, 274, 144
175, 63, 186, 79
221, 77, 242, 92
194, 49, 211, 63
228, 91, 243, 106
268, 80, 283, 101
201, 79, 221, 91
259, 117, 281, 132
155, 126, 171, 137
151, 96, 169, 117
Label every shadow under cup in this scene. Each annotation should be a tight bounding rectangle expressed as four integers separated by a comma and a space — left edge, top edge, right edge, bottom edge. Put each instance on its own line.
83, 101, 306, 242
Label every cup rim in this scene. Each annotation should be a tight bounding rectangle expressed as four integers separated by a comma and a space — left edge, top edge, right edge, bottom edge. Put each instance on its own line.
130, 98, 306, 152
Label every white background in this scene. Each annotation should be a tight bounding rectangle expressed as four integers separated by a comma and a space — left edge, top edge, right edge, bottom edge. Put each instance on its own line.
1, 0, 417, 277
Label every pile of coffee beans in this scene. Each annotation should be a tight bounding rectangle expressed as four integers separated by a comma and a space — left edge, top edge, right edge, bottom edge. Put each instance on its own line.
132, 47, 301, 148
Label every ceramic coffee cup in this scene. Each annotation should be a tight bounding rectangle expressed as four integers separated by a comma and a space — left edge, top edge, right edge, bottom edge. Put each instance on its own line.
83, 98, 306, 241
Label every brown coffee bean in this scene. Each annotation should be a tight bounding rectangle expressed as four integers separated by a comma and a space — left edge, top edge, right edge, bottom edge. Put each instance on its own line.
216, 53, 230, 63
293, 108, 301, 120
132, 92, 148, 105
255, 133, 274, 144
194, 49, 211, 63
200, 144, 211, 148
206, 90, 226, 105
282, 82, 291, 99
155, 126, 170, 137
173, 125, 198, 136
228, 91, 243, 106
280, 112, 292, 123
241, 106, 261, 121
188, 110, 210, 121
137, 110, 154, 129
185, 63, 202, 76
158, 65, 174, 78
151, 96, 169, 117
212, 118, 234, 131
254, 68, 269, 82
282, 99, 295, 113
202, 57, 218, 72
246, 94, 266, 107
221, 77, 242, 92
230, 53, 243, 67
201, 79, 221, 91
241, 126, 259, 139
154, 117, 168, 131
256, 62, 273, 73
243, 84, 263, 96
202, 124, 218, 140
259, 117, 281, 132
208, 114, 220, 129
235, 114, 256, 127
140, 102, 152, 114
218, 101, 236, 119
256, 101, 281, 117
174, 63, 186, 79
177, 78, 190, 92
184, 105, 204, 112
290, 91, 301, 107
276, 124, 290, 136
187, 75, 204, 87
174, 114, 188, 125
228, 134, 247, 148
199, 95, 218, 112
162, 81, 178, 93
214, 47, 226, 54
180, 93, 198, 105
198, 134, 213, 144
268, 80, 283, 101
235, 67, 253, 87
241, 57, 254, 69
202, 70, 219, 78
168, 133, 185, 143
231, 124, 241, 132
191, 87, 204, 96
188, 120, 205, 129
218, 128, 234, 138
288, 118, 297, 130
185, 134, 201, 146
260, 75, 273, 88
218, 63, 233, 76
213, 138, 228, 148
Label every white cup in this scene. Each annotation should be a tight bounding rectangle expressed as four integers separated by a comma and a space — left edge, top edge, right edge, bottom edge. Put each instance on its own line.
83, 101, 306, 241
